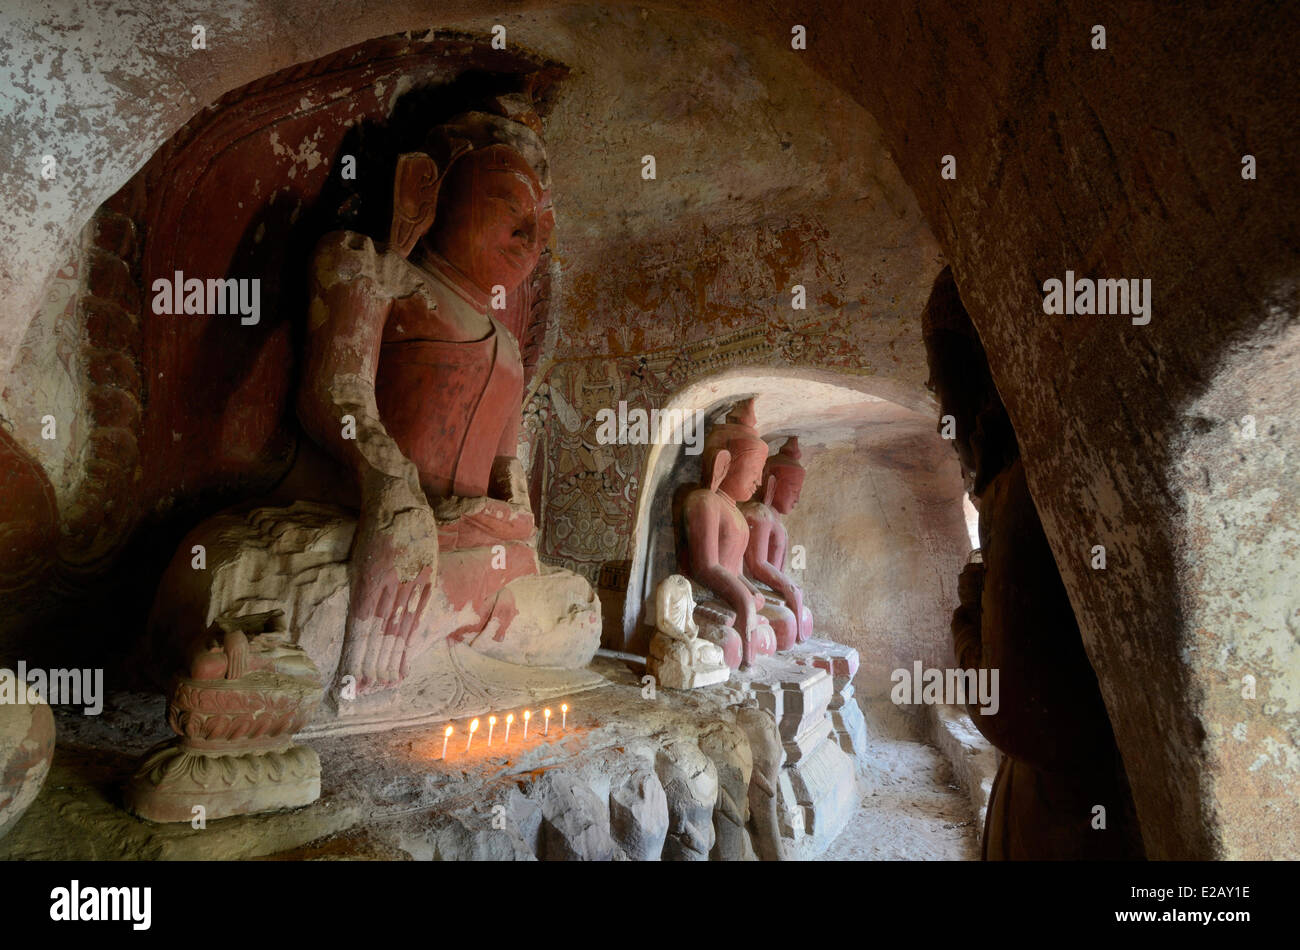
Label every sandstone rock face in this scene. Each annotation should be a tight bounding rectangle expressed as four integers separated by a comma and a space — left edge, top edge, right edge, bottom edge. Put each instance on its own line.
0, 680, 55, 839
734, 704, 786, 861
534, 770, 616, 861
653, 738, 719, 861
797, 3, 1300, 860
608, 764, 669, 861
778, 441, 971, 733
1169, 323, 1300, 860
699, 721, 755, 861
415, 787, 544, 861
424, 807, 538, 862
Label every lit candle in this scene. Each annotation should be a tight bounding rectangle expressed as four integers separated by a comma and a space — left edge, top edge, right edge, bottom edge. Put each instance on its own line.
466, 717, 479, 752
544, 707, 552, 736
523, 710, 531, 739
488, 715, 497, 747
441, 725, 452, 759
561, 703, 568, 730
505, 713, 514, 743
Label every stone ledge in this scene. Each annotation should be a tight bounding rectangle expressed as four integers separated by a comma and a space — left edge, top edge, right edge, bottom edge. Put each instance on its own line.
2, 657, 866, 861
927, 703, 999, 842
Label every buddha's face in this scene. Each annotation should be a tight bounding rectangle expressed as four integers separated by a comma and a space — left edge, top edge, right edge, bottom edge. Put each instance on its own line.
719, 441, 767, 502
770, 468, 804, 515
427, 145, 554, 294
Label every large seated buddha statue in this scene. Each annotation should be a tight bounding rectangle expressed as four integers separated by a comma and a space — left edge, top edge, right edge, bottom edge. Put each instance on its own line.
129, 102, 602, 820
289, 103, 603, 695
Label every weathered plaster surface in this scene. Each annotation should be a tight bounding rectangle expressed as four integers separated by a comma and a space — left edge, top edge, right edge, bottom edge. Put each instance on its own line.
780, 420, 971, 732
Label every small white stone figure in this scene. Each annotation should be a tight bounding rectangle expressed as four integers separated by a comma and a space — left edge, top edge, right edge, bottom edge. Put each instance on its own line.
658, 574, 698, 639
646, 575, 730, 689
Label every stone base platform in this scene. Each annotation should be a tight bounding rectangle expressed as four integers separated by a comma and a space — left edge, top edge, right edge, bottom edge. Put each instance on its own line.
0, 656, 866, 861
784, 637, 869, 763
731, 646, 861, 856
305, 641, 608, 738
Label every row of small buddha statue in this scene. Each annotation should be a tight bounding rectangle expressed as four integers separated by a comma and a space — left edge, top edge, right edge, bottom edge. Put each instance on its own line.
649, 399, 814, 688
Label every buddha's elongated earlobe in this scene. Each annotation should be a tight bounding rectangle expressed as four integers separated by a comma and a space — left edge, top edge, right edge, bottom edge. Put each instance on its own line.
389, 152, 440, 258
709, 449, 732, 494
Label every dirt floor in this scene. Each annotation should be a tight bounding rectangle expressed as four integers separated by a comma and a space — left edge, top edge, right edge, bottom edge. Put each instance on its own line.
823, 733, 980, 861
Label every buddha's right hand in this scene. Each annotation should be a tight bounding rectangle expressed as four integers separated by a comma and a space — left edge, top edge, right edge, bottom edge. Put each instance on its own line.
738, 602, 758, 670
340, 468, 439, 696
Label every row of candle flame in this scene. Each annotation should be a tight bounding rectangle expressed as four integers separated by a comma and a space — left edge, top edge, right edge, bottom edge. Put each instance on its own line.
440, 703, 569, 758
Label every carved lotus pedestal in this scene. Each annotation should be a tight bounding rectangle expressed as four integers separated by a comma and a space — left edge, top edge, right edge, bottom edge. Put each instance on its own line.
126, 666, 323, 823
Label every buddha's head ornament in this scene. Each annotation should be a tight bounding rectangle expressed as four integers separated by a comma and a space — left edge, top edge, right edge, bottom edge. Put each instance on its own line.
389, 94, 554, 296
